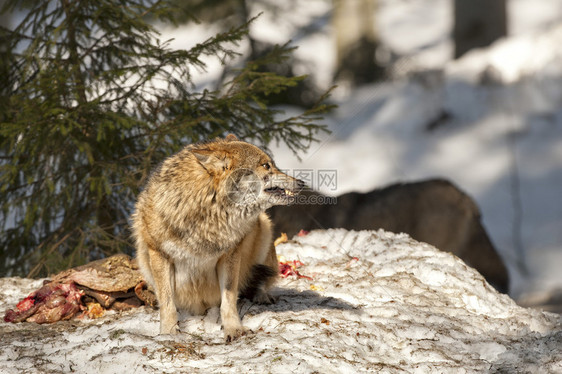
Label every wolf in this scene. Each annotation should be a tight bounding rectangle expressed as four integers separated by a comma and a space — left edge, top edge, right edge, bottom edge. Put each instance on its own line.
131, 135, 303, 342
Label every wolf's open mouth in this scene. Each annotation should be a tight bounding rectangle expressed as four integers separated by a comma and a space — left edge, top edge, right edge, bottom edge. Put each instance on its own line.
264, 186, 296, 197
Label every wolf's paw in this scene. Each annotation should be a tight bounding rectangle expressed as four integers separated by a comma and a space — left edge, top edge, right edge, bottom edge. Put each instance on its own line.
223, 325, 251, 343
160, 320, 179, 335
253, 289, 277, 305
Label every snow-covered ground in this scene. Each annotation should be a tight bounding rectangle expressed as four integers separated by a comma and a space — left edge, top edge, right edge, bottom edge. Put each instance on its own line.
1, 229, 560, 373
273, 24, 562, 300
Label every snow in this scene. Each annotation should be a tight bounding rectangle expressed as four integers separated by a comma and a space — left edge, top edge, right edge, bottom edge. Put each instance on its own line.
509, 0, 562, 35
1, 229, 561, 373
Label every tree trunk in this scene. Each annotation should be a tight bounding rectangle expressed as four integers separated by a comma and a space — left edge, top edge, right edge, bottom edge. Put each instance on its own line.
453, 0, 507, 59
0, 0, 11, 116
333, 0, 384, 86
61, 0, 88, 105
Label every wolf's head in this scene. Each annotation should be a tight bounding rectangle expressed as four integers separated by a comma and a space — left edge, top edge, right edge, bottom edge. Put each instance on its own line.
191, 135, 304, 210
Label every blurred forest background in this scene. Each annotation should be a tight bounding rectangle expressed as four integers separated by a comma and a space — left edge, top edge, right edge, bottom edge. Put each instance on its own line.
1, 0, 561, 301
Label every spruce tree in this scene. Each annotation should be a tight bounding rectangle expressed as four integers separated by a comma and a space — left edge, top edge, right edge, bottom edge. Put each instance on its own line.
169, 0, 325, 107
0, 0, 331, 277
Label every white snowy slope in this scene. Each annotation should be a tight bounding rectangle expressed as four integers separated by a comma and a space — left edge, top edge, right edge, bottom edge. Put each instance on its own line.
1, 229, 560, 373
271, 22, 562, 299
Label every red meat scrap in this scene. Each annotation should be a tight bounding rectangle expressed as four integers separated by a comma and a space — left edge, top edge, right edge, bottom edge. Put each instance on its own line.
4, 282, 85, 324
278, 256, 313, 280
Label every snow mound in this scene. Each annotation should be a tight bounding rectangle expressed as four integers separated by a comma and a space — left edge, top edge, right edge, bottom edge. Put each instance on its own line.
1, 229, 560, 373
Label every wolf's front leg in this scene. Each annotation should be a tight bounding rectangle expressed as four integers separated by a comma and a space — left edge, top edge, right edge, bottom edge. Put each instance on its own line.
217, 252, 249, 342
147, 246, 178, 334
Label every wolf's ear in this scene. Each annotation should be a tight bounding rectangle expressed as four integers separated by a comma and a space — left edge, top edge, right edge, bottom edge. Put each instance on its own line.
192, 148, 231, 173
225, 134, 238, 142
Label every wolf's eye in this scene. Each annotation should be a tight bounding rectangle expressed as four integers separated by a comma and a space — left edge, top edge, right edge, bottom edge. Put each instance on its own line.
262, 163, 270, 170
